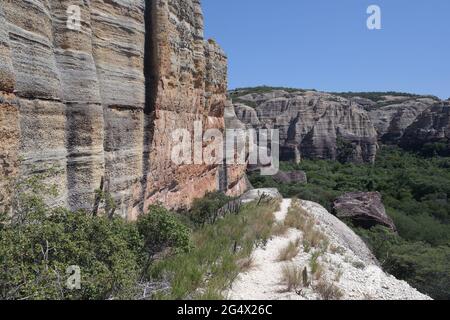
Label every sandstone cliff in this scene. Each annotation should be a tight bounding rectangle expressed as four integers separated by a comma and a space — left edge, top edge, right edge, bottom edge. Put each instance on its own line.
231, 90, 379, 163
0, 0, 246, 218
400, 101, 450, 156
231, 88, 449, 163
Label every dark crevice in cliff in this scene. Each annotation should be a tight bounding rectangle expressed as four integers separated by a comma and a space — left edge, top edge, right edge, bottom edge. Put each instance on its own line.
140, 0, 158, 212
144, 0, 158, 116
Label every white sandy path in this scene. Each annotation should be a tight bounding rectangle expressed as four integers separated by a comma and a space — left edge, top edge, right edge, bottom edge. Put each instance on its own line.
226, 199, 306, 300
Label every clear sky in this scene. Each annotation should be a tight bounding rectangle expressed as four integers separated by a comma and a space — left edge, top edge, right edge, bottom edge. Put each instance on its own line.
203, 0, 450, 99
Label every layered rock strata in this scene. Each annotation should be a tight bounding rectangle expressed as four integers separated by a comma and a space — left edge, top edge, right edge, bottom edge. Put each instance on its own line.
233, 90, 379, 163
0, 0, 245, 218
400, 102, 450, 156
232, 89, 449, 163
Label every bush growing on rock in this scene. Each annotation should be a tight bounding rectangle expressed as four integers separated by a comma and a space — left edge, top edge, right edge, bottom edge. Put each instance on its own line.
138, 205, 192, 274
189, 192, 232, 226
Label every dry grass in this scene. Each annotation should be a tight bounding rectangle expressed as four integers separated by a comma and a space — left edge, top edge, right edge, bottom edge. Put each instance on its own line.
271, 222, 289, 237
313, 263, 325, 281
281, 264, 302, 292
277, 238, 300, 262
237, 256, 256, 272
315, 281, 344, 300
285, 201, 329, 252
304, 227, 329, 251
334, 269, 344, 282
284, 202, 309, 230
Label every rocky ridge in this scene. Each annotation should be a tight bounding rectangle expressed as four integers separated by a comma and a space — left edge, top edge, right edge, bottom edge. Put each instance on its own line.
227, 198, 430, 300
230, 88, 447, 163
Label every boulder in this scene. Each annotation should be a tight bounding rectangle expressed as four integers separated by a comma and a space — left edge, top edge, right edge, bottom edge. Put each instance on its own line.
333, 192, 396, 231
240, 188, 282, 204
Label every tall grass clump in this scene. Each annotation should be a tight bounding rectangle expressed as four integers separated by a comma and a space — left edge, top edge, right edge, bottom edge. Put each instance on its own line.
277, 238, 300, 262
281, 264, 302, 292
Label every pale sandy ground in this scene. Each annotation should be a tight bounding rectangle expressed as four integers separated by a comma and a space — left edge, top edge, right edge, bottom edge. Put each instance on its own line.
226, 199, 431, 300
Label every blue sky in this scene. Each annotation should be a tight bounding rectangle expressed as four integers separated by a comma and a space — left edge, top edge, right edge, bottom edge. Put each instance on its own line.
203, 0, 450, 99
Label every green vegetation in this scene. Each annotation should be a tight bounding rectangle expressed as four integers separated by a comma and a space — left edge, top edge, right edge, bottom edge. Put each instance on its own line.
249, 146, 450, 300
189, 191, 232, 226
1, 172, 282, 300
331, 91, 438, 103
228, 86, 439, 107
0, 179, 193, 300
149, 198, 280, 299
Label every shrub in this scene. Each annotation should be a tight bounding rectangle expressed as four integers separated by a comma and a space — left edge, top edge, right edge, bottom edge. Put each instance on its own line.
150, 199, 280, 299
189, 192, 232, 226
138, 206, 191, 275
309, 251, 322, 275
0, 206, 144, 300
352, 261, 366, 270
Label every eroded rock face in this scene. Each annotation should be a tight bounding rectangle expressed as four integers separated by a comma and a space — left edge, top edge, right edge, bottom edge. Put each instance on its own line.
233, 90, 379, 163
400, 102, 450, 156
368, 97, 437, 144
0, 0, 246, 218
333, 192, 396, 231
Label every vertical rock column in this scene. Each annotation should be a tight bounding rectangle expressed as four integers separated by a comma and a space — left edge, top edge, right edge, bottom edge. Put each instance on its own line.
2, 0, 68, 207
142, 0, 247, 211
90, 0, 146, 218
49, 0, 105, 211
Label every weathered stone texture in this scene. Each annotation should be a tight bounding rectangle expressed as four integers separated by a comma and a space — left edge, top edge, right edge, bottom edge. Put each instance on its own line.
0, 0, 245, 218
333, 192, 396, 232
368, 97, 436, 144
234, 90, 379, 163
400, 102, 450, 155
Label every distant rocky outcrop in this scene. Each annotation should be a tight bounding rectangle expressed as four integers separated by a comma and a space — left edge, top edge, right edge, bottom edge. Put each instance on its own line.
367, 96, 438, 144
232, 90, 379, 163
333, 192, 396, 232
230, 88, 449, 163
0, 0, 247, 218
400, 102, 450, 156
